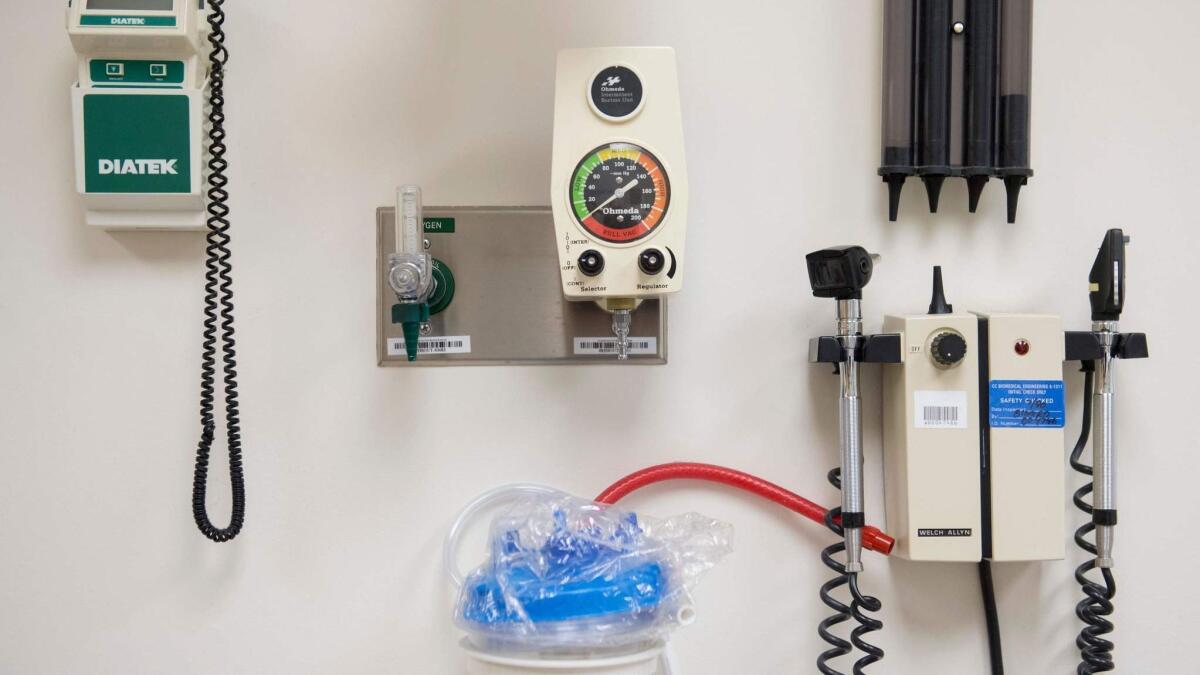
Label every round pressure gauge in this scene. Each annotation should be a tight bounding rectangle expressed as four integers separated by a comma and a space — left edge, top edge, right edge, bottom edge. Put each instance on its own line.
569, 142, 670, 244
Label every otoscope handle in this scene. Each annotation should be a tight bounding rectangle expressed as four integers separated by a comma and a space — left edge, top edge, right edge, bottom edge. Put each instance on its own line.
1092, 323, 1118, 567
837, 300, 865, 573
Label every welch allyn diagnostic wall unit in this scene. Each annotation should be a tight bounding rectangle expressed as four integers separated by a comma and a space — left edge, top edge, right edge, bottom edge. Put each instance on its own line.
883, 268, 982, 562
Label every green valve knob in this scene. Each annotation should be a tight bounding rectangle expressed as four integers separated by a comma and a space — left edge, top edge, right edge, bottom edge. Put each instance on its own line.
428, 259, 456, 316
392, 302, 430, 362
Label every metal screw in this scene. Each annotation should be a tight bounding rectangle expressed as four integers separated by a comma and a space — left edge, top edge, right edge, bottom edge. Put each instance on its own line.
952, 21, 965, 34
423, 238, 432, 250
420, 322, 432, 336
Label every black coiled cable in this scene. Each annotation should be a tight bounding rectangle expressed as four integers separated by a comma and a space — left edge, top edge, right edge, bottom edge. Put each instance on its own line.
1070, 367, 1115, 673
817, 467, 884, 675
817, 471, 852, 675
192, 0, 245, 543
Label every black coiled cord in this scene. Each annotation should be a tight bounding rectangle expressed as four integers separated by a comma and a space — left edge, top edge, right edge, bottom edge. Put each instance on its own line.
848, 573, 883, 673
192, 0, 245, 543
817, 467, 884, 675
1070, 367, 1115, 672
817, 471, 852, 675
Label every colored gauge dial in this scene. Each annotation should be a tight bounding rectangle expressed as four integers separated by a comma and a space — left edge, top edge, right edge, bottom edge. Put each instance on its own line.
570, 142, 670, 244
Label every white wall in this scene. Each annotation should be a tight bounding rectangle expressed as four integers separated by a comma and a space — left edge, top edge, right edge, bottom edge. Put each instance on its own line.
2, 1, 1197, 673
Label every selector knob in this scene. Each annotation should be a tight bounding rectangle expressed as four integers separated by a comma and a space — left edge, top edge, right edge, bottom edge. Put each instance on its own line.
930, 331, 968, 366
577, 250, 605, 277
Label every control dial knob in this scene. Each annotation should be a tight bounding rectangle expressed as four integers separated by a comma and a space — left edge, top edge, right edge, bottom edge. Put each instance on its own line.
930, 331, 968, 366
577, 250, 605, 277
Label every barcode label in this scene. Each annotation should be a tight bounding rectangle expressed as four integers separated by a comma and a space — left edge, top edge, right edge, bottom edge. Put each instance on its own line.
387, 335, 472, 356
913, 390, 968, 429
923, 406, 959, 424
573, 337, 658, 356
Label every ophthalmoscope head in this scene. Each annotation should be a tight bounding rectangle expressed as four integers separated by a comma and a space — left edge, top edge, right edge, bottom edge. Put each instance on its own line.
1089, 229, 1129, 323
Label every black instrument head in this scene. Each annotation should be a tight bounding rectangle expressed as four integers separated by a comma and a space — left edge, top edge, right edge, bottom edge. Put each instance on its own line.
806, 246, 875, 300
1089, 229, 1128, 322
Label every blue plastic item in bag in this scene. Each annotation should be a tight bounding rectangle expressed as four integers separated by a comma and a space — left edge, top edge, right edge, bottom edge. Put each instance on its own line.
455, 492, 731, 651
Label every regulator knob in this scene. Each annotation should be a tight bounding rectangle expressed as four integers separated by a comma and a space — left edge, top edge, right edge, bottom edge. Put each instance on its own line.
930, 331, 968, 366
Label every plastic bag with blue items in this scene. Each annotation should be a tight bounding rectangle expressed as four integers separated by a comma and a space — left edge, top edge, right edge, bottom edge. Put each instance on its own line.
455, 491, 732, 652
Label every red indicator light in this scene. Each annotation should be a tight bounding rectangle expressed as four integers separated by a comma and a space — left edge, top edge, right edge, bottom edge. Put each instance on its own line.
1014, 339, 1030, 356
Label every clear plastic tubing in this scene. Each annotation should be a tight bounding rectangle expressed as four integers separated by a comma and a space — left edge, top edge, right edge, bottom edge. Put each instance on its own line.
443, 483, 563, 588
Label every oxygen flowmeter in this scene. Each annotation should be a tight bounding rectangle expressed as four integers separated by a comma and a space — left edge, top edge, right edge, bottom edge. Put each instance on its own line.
68, 0, 208, 229
551, 47, 689, 360
387, 186, 436, 363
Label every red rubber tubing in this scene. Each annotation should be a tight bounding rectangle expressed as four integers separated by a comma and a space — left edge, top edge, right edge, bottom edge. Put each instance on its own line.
595, 462, 895, 556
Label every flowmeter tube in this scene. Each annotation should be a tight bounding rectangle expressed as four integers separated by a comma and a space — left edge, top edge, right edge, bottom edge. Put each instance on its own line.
388, 185, 434, 362
998, 0, 1034, 223
396, 185, 424, 257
